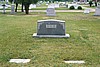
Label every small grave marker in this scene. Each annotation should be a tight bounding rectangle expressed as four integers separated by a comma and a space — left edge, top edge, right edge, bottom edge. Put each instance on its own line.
48, 4, 55, 8
64, 60, 85, 64
29, 4, 36, 9
9, 59, 30, 63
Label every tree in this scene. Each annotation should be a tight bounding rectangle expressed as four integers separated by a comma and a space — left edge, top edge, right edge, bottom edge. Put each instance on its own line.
89, 1, 93, 7
22, 0, 38, 14
9, 0, 38, 14
9, 0, 23, 12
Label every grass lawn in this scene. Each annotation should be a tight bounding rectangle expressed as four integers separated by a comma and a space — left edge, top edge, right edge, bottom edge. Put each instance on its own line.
0, 12, 100, 67
0, 7, 69, 10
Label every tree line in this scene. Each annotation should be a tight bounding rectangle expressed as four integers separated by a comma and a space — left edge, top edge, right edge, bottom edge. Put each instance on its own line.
8, 0, 65, 14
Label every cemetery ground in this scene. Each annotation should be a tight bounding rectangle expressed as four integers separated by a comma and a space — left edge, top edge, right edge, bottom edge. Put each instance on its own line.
0, 12, 100, 67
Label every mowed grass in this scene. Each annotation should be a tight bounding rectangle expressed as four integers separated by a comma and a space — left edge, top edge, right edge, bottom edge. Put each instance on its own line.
0, 12, 100, 67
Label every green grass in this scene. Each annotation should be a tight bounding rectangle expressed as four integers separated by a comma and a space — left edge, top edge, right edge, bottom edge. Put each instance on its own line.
31, 7, 69, 10
82, 5, 96, 9
0, 7, 69, 10
0, 12, 100, 67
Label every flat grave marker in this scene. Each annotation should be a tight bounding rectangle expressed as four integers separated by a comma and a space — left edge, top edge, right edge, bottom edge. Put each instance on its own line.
9, 59, 30, 63
64, 60, 85, 64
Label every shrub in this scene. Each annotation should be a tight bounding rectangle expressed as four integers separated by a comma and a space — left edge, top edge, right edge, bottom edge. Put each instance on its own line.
69, 6, 75, 10
77, 6, 82, 10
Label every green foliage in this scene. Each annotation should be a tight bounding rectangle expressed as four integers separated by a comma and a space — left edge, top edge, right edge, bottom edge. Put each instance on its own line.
9, 0, 22, 3
89, 1, 93, 7
89, 1, 93, 4
9, 0, 38, 4
77, 6, 82, 10
69, 6, 75, 10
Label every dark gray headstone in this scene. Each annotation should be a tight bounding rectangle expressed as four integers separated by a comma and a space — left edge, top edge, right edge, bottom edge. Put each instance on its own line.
46, 8, 56, 16
94, 4, 100, 16
33, 19, 70, 38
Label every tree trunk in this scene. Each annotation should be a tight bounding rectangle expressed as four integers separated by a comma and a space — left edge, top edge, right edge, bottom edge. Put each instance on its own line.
95, 2, 97, 7
21, 3, 24, 12
90, 4, 92, 7
15, 3, 18, 12
24, 4, 30, 14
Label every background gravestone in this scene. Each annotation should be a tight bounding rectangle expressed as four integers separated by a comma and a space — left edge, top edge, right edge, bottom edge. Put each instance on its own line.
33, 19, 70, 38
48, 4, 55, 8
46, 4, 56, 16
54, 4, 59, 8
11, 4, 15, 14
94, 4, 100, 16
84, 8, 90, 14
29, 4, 36, 9
46, 8, 56, 16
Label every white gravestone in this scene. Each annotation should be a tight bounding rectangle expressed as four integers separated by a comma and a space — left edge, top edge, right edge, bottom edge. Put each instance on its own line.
9, 59, 30, 63
29, 4, 36, 9
54, 4, 59, 8
48, 4, 59, 8
94, 4, 100, 16
84, 8, 90, 14
46, 8, 56, 16
33, 19, 70, 38
64, 60, 85, 64
48, 4, 55, 8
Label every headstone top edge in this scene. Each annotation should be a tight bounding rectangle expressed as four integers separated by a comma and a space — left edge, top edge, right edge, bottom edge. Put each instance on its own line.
38, 19, 65, 23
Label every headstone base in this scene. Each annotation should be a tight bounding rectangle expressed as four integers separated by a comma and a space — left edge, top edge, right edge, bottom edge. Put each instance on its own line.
33, 33, 70, 38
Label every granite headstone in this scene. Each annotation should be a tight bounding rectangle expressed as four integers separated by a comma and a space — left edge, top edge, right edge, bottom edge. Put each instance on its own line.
33, 19, 70, 38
